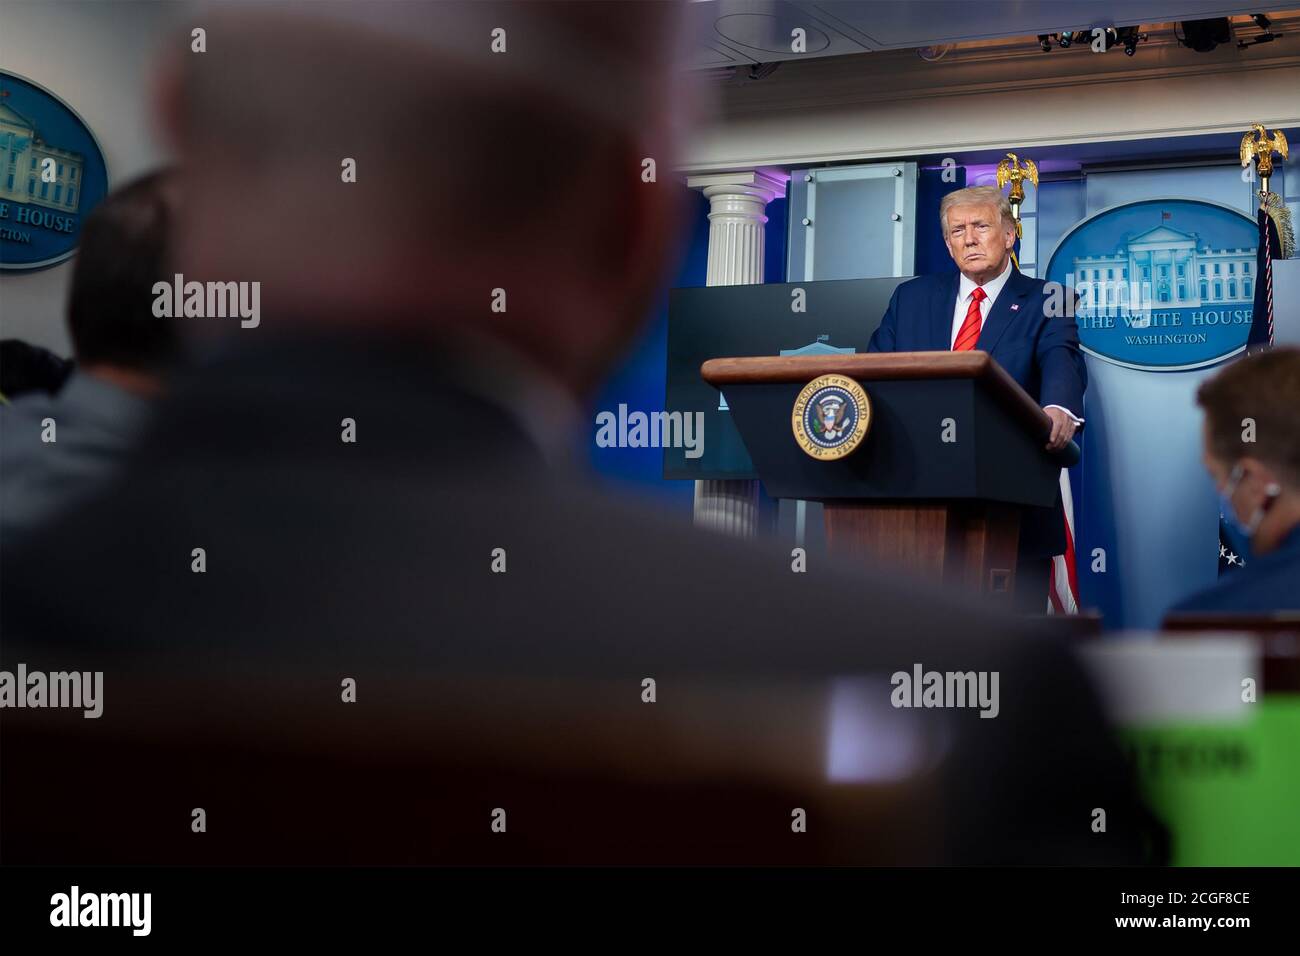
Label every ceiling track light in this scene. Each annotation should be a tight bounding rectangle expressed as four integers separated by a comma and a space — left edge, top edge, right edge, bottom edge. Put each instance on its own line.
1238, 13, 1284, 50
1115, 26, 1148, 57
1177, 17, 1232, 52
1041, 27, 1146, 54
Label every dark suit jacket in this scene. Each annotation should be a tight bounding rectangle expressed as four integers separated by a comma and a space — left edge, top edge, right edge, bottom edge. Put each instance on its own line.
868, 268, 1088, 557
0, 328, 1155, 865
1169, 525, 1300, 614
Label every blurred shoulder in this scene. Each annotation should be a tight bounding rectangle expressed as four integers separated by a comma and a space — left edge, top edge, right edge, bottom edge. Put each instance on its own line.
0, 389, 56, 420
0, 391, 56, 454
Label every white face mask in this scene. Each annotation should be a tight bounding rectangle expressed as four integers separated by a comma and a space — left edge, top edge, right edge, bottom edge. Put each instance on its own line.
1219, 463, 1282, 538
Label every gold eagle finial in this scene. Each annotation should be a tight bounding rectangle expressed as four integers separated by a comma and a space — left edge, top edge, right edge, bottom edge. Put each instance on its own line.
1240, 124, 1289, 187
996, 152, 1038, 205
1241, 124, 1294, 256
996, 152, 1038, 268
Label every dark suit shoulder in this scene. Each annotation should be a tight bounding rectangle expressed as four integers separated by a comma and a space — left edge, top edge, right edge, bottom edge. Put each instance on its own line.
896, 270, 1045, 298
1008, 269, 1050, 296
894, 272, 953, 296
1170, 553, 1300, 614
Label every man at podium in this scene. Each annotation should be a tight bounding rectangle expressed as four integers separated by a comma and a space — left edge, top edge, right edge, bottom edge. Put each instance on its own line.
867, 185, 1087, 610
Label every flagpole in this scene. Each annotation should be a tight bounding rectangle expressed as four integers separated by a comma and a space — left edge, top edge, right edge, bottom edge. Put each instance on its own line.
1241, 125, 1294, 351
997, 151, 1079, 614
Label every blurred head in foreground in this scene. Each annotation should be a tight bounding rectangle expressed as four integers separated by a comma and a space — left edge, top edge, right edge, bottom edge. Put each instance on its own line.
1, 2, 1158, 866
157, 0, 697, 395
68, 168, 182, 394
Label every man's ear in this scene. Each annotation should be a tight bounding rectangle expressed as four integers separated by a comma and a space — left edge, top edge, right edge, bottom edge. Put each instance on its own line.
589, 139, 686, 320
1241, 456, 1280, 491
151, 46, 186, 156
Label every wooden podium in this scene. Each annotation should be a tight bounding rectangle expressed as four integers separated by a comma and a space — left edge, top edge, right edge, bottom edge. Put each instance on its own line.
701, 351, 1077, 605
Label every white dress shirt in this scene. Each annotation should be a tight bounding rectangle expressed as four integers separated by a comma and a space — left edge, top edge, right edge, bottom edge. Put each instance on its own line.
950, 257, 1014, 350
952, 258, 1083, 424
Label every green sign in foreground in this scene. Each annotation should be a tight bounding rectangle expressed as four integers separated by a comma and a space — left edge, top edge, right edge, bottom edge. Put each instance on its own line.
1121, 695, 1300, 866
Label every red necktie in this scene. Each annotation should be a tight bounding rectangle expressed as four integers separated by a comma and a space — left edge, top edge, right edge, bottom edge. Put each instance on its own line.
952, 286, 987, 352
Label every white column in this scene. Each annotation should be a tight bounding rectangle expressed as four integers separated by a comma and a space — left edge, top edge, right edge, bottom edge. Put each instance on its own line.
685, 170, 787, 538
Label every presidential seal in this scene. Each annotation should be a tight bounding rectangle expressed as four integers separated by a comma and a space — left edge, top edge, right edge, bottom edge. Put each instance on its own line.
791, 374, 870, 460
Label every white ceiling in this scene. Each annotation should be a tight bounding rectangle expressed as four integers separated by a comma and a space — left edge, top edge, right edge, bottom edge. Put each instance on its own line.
688, 0, 1299, 67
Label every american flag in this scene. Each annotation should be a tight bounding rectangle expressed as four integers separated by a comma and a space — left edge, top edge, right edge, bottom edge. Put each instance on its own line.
1048, 469, 1080, 614
1219, 518, 1248, 575
1246, 201, 1282, 352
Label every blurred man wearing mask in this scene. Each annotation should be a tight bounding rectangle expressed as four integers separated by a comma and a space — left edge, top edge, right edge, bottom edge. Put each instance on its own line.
1171, 347, 1300, 613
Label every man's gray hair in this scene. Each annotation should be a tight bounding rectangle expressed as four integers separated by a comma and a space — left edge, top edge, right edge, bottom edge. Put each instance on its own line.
940, 186, 1014, 232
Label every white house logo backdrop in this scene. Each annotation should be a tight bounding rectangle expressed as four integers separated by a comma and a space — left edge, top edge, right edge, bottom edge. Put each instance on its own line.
1045, 198, 1258, 370
0, 71, 108, 270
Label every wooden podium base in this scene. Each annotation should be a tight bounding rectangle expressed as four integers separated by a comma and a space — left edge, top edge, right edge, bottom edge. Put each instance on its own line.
823, 500, 1021, 604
